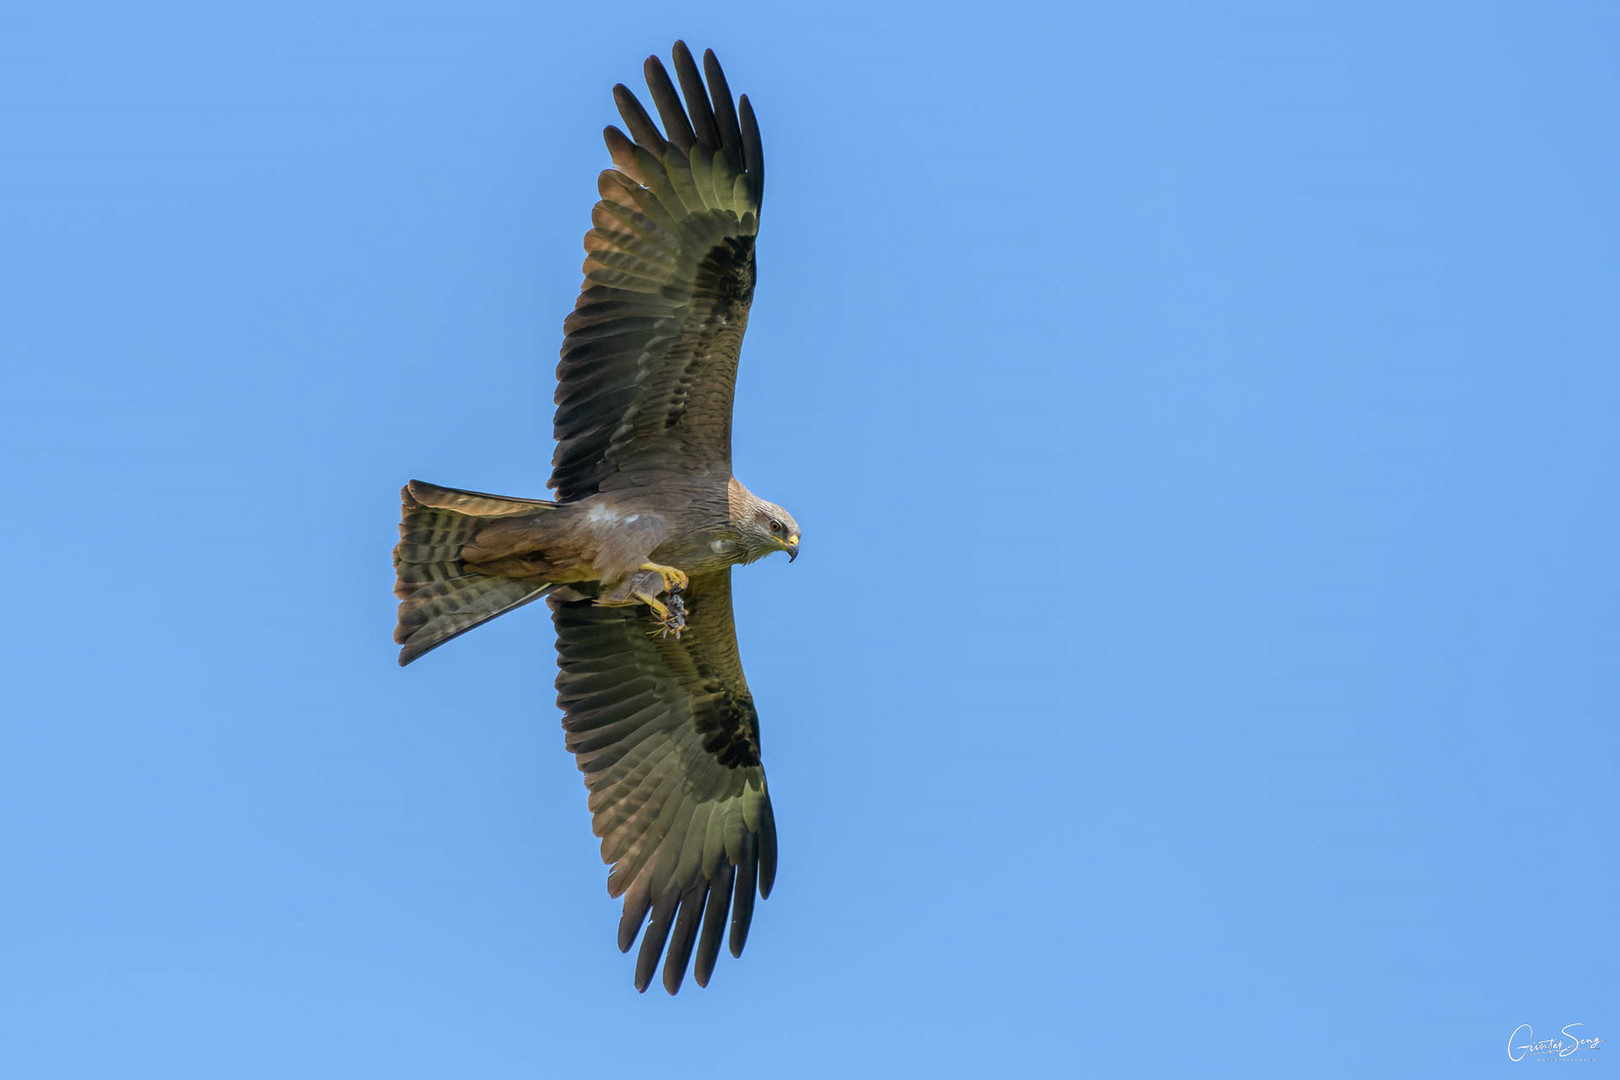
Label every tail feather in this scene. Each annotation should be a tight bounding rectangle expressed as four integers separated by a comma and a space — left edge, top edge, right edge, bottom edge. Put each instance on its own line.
393, 480, 558, 665
394, 576, 549, 666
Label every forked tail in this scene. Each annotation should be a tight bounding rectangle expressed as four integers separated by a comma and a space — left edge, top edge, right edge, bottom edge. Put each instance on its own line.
392, 480, 557, 665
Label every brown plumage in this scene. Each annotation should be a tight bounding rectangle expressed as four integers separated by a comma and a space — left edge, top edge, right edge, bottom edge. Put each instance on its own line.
391, 43, 800, 994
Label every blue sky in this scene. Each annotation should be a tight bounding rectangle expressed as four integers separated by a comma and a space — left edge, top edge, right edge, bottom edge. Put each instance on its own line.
3, 1, 1616, 1076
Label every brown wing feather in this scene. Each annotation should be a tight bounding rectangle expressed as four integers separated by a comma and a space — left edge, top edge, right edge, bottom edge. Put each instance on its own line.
550, 42, 764, 502
550, 569, 777, 993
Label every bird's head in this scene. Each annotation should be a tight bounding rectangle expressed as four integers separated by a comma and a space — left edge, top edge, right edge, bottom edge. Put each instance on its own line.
739, 499, 800, 564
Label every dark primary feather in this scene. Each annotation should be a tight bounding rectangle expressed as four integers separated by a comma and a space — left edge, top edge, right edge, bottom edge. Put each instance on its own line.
643, 57, 695, 152
549, 42, 764, 502
551, 570, 777, 993
702, 50, 745, 176
672, 42, 721, 158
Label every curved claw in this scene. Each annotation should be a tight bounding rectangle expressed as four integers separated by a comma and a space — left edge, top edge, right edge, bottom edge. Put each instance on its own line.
639, 561, 689, 595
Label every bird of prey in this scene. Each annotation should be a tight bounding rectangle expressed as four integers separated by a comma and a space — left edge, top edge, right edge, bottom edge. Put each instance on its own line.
391, 43, 798, 995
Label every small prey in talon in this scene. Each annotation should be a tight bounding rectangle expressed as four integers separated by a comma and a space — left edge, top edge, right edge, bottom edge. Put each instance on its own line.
649, 591, 688, 639
630, 563, 690, 638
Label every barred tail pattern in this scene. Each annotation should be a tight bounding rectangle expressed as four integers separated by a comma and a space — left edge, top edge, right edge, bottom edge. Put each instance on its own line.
392, 480, 556, 665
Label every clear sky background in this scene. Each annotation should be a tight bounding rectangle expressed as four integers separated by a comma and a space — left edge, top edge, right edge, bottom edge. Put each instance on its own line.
3, 2, 1616, 1076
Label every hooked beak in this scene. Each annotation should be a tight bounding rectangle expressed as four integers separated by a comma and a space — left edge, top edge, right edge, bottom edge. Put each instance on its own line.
786, 534, 800, 562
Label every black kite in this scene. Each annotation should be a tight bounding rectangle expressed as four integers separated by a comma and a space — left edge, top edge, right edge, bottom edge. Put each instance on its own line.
392, 43, 797, 995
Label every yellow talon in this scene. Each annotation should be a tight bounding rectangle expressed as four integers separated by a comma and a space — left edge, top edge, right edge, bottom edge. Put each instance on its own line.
638, 562, 689, 594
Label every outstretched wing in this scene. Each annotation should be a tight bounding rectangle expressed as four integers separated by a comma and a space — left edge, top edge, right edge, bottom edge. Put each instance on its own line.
550, 42, 764, 502
550, 570, 777, 993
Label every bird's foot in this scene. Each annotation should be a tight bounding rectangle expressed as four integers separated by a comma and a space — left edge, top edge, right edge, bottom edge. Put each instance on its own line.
637, 562, 689, 596
633, 589, 687, 639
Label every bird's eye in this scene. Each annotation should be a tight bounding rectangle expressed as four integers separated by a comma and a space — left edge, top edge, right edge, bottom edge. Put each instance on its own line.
768, 519, 782, 533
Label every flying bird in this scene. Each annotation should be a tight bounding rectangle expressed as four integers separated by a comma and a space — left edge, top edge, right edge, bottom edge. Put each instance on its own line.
392, 43, 796, 994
